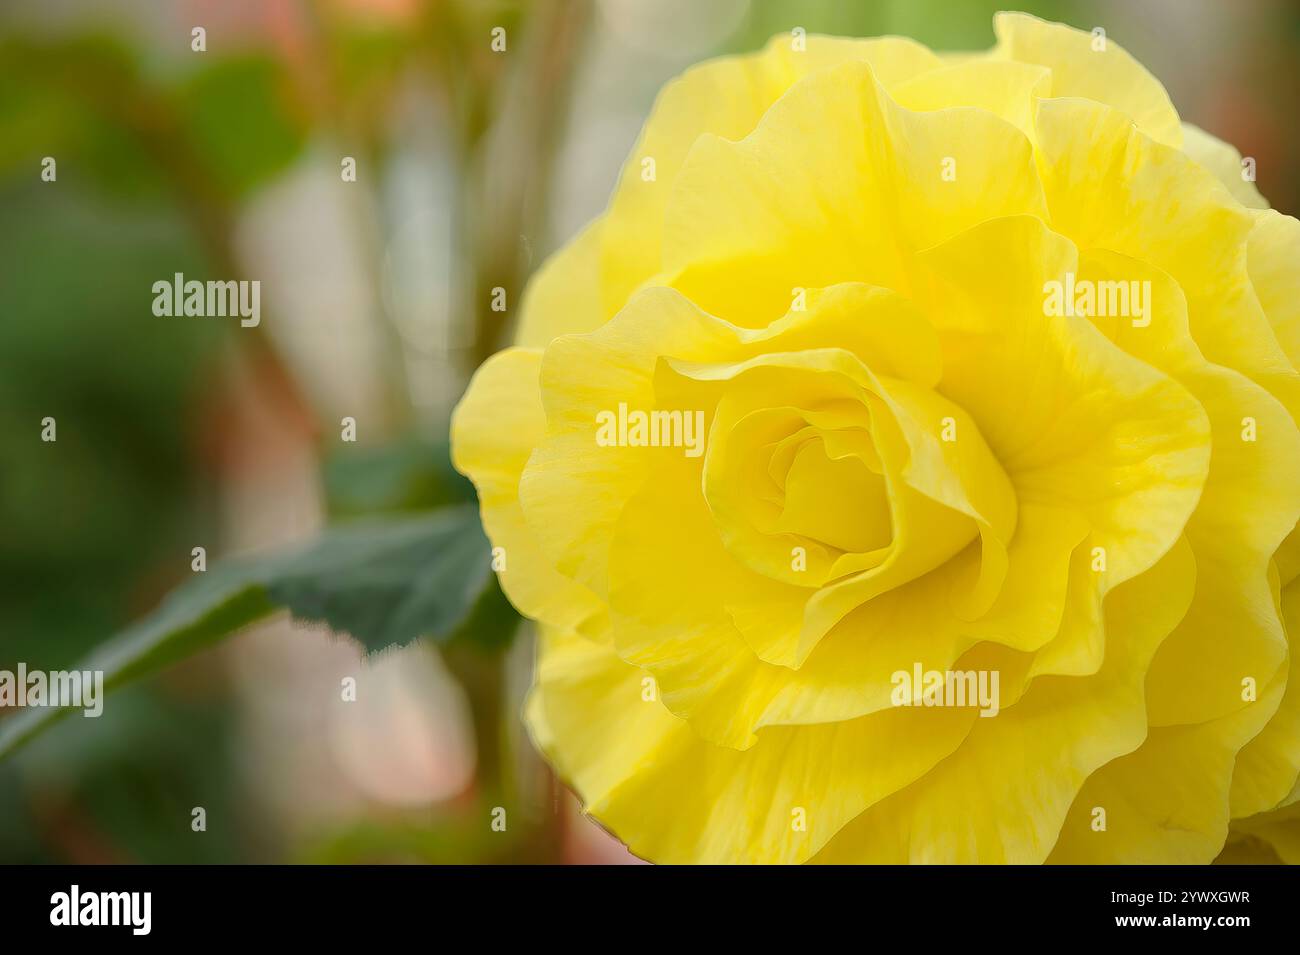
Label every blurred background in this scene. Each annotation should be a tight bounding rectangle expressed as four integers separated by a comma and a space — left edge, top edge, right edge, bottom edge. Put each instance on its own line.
0, 0, 1296, 864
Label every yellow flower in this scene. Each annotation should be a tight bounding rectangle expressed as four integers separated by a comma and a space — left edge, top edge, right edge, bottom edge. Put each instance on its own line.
452, 12, 1300, 863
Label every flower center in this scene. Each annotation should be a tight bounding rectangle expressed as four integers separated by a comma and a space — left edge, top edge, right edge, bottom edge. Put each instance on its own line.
768, 428, 893, 556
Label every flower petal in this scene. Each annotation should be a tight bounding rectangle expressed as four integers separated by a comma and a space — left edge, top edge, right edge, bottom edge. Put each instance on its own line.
450, 348, 607, 635
993, 11, 1182, 147
814, 537, 1195, 863
526, 625, 974, 864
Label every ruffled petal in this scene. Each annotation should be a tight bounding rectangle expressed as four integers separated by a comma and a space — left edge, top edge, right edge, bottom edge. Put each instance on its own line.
660, 59, 1048, 326
1034, 97, 1300, 422
515, 218, 609, 347
992, 11, 1182, 147
1180, 122, 1269, 210
815, 538, 1195, 863
450, 348, 607, 635
527, 625, 974, 864
600, 35, 942, 320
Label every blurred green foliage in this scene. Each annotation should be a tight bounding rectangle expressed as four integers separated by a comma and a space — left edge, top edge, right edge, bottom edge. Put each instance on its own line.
731, 0, 1077, 52
0, 505, 510, 759
0, 686, 252, 863
172, 56, 307, 202
324, 439, 475, 519
0, 29, 310, 864
0, 183, 216, 670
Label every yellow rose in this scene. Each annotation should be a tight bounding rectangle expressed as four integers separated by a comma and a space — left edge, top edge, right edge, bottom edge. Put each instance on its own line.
452, 13, 1300, 863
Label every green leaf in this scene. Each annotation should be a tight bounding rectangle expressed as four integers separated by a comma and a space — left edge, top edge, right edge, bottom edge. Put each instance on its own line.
171, 55, 307, 201
262, 507, 495, 655
323, 437, 475, 518
0, 505, 514, 760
